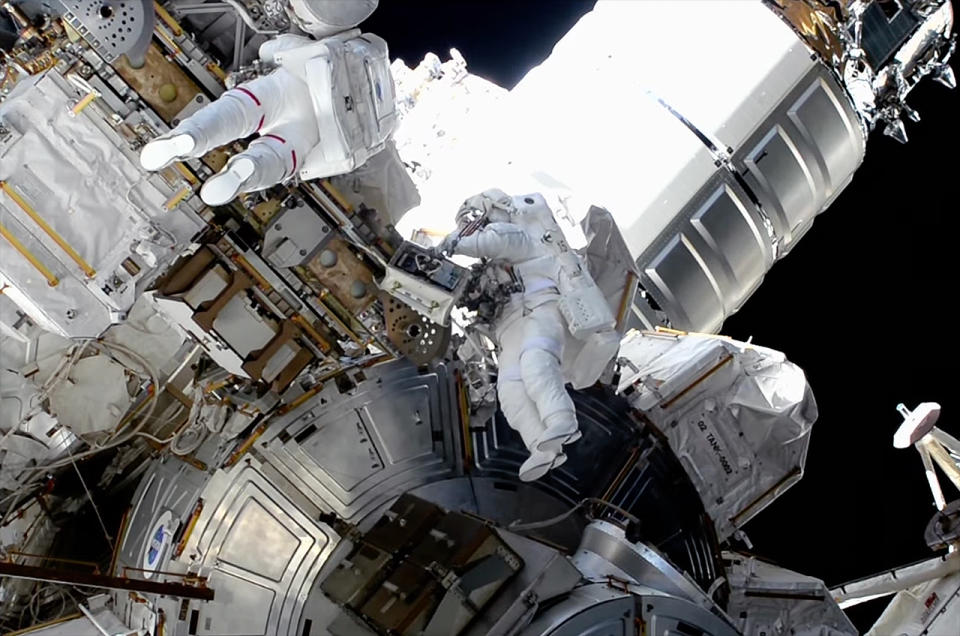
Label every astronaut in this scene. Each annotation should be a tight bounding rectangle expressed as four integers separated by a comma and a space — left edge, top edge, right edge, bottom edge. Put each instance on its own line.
139, 0, 407, 207
442, 190, 621, 481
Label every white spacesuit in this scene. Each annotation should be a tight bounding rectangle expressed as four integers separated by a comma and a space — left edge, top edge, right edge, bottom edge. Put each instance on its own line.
139, 0, 402, 207
443, 190, 621, 481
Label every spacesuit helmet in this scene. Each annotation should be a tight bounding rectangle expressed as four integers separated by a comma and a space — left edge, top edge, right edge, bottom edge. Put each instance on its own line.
455, 189, 514, 229
287, 0, 378, 37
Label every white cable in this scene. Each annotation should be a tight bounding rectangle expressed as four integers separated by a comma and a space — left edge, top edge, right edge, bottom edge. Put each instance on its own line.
507, 497, 641, 532
0, 338, 162, 524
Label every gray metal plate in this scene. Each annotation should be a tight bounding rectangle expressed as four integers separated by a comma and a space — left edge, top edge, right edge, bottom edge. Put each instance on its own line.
733, 67, 865, 255
60, 0, 154, 64
257, 361, 462, 524
636, 65, 865, 333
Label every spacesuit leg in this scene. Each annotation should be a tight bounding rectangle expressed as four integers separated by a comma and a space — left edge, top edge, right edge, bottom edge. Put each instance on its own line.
497, 316, 567, 482
139, 70, 310, 170
498, 376, 568, 482
199, 122, 319, 205
518, 303, 581, 454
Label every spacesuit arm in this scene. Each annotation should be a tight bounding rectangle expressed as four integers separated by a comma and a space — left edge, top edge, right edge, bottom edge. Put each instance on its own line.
452, 222, 537, 262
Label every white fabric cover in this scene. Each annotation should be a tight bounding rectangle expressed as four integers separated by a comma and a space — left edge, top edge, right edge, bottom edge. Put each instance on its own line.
617, 331, 815, 541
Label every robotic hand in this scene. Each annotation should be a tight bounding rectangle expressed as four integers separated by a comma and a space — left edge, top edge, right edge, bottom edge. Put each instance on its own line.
139, 1, 394, 206
446, 190, 619, 482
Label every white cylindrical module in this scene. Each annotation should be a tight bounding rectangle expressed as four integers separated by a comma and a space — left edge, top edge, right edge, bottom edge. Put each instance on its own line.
398, 1, 951, 333
490, 0, 867, 333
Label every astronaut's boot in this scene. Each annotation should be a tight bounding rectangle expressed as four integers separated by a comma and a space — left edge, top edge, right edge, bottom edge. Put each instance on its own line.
535, 411, 581, 455
200, 157, 258, 206
518, 449, 567, 482
140, 133, 197, 171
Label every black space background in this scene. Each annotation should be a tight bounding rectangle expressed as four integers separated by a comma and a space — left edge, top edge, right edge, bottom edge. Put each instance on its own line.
365, 1, 959, 630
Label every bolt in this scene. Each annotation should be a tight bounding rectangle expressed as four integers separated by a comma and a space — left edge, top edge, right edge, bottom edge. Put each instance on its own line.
66, 309, 77, 319
319, 249, 337, 268
350, 280, 367, 298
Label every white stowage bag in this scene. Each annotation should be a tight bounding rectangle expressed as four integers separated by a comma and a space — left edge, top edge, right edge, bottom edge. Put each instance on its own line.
617, 330, 816, 541
47, 354, 133, 437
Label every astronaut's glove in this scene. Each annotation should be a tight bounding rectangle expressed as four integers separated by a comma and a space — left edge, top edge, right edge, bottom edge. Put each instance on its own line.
437, 231, 460, 257
139, 36, 318, 206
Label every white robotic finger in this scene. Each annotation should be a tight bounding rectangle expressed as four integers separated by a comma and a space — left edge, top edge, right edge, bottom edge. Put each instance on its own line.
139, 133, 197, 171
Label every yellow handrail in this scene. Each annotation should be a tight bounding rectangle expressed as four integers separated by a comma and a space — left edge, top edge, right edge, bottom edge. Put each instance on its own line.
0, 221, 59, 286
1, 181, 96, 278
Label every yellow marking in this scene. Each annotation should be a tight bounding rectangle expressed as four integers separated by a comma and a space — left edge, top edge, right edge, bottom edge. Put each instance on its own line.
230, 253, 271, 290
0, 221, 59, 287
173, 162, 199, 186
164, 186, 192, 210
205, 62, 227, 84
291, 314, 332, 353
456, 371, 473, 468
108, 508, 130, 575
224, 422, 267, 466
173, 499, 203, 558
153, 1, 183, 36
317, 291, 363, 345
70, 92, 97, 115
4, 613, 84, 635
319, 180, 354, 213
415, 228, 449, 238
653, 325, 687, 336
154, 27, 183, 56
1, 181, 96, 278
111, 383, 155, 436
615, 271, 637, 331
659, 354, 734, 410
281, 383, 324, 415
203, 376, 234, 394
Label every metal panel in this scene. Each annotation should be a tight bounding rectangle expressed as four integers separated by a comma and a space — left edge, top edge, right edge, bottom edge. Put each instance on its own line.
0, 72, 201, 337
218, 499, 301, 582
470, 388, 636, 508
199, 571, 275, 635
116, 459, 208, 577
256, 361, 462, 524
521, 584, 636, 636
60, 0, 154, 65
734, 66, 865, 255
636, 65, 864, 333
183, 463, 338, 636
588, 0, 817, 153
637, 172, 772, 333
